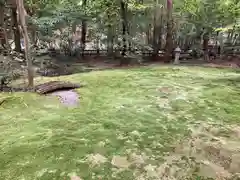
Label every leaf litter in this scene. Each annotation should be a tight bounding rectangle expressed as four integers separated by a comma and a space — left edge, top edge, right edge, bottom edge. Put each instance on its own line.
133, 123, 240, 180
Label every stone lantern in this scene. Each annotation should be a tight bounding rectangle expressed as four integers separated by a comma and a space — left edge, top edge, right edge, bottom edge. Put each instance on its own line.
174, 46, 181, 64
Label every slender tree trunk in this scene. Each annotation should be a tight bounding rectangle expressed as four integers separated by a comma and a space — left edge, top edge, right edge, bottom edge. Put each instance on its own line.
120, 0, 127, 57
0, 4, 6, 48
96, 36, 100, 55
70, 22, 78, 56
16, 0, 34, 87
153, 6, 163, 57
152, 1, 158, 57
81, 0, 87, 57
230, 26, 235, 44
119, 0, 129, 65
126, 12, 132, 52
0, 4, 11, 52
146, 28, 150, 44
157, 10, 163, 51
2, 22, 9, 51
153, 26, 163, 57
164, 0, 173, 62
30, 27, 38, 48
11, 7, 21, 52
107, 14, 114, 56
107, 27, 114, 56
127, 22, 131, 52
218, 32, 224, 58
203, 33, 209, 62
146, 23, 152, 45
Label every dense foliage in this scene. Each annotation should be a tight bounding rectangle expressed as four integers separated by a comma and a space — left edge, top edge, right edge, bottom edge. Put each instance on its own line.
1, 0, 240, 53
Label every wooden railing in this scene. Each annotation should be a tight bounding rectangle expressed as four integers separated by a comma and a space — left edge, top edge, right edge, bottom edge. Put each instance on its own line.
48, 48, 240, 57
48, 49, 190, 56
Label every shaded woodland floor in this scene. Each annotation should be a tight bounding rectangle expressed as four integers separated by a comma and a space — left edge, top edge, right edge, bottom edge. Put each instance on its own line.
0, 66, 240, 180
29, 54, 240, 79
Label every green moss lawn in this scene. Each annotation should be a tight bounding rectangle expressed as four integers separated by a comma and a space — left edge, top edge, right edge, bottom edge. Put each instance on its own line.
0, 66, 240, 180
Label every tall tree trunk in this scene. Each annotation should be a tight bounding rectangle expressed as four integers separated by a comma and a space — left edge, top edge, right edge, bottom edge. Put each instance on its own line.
218, 32, 224, 58
107, 14, 114, 56
127, 23, 131, 52
152, 5, 163, 57
96, 35, 100, 55
146, 23, 152, 45
146, 28, 151, 44
107, 27, 114, 56
126, 12, 132, 52
152, 1, 158, 57
70, 22, 79, 56
0, 4, 6, 48
157, 10, 163, 51
11, 7, 21, 52
164, 0, 173, 62
0, 4, 11, 52
81, 0, 87, 57
184, 37, 189, 50
16, 0, 34, 87
203, 32, 209, 62
230, 26, 235, 44
120, 0, 127, 57
31, 27, 38, 47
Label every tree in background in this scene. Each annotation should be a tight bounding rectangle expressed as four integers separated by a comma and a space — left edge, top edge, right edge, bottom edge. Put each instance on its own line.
16, 0, 33, 87
0, 0, 239, 79
165, 0, 173, 61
